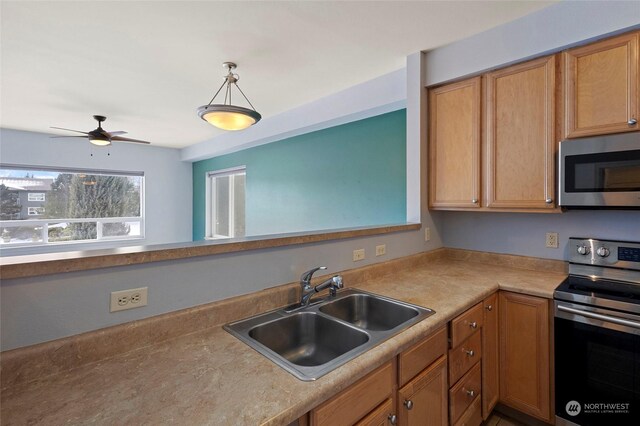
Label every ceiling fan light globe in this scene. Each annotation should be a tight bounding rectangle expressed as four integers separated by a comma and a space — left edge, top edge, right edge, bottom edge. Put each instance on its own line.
197, 105, 261, 131
89, 138, 111, 146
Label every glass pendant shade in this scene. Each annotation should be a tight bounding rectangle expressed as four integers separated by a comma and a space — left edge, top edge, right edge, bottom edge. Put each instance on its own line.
197, 105, 261, 131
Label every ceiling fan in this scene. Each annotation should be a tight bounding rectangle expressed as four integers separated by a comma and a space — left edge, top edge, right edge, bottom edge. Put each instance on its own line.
50, 115, 151, 146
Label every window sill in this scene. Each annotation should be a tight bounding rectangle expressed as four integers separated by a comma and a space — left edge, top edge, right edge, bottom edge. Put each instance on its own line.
0, 223, 421, 279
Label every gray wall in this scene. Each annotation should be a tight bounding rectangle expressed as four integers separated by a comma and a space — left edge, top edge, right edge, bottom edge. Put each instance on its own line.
425, 0, 640, 86
1, 228, 440, 350
0, 129, 193, 254
425, 0, 640, 260
433, 210, 640, 261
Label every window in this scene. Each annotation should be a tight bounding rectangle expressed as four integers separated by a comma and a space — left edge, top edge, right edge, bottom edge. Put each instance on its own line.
0, 165, 144, 247
27, 207, 45, 216
206, 166, 245, 239
28, 193, 45, 201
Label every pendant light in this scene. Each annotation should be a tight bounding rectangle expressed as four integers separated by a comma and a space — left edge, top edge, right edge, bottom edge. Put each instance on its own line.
197, 62, 261, 131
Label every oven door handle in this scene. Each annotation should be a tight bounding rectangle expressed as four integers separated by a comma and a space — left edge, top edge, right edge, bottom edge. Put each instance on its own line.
557, 305, 640, 329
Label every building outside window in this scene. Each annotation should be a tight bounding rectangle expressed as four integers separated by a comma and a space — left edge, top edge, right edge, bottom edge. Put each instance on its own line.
206, 166, 246, 239
0, 166, 144, 246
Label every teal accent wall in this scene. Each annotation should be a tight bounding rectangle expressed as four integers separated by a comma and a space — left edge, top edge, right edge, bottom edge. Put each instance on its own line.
192, 109, 406, 240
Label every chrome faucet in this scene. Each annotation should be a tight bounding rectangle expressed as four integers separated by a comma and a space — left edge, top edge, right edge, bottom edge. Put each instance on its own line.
299, 266, 344, 307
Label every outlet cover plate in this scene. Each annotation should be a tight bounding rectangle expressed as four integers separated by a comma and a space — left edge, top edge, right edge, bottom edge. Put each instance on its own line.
110, 287, 148, 312
353, 249, 365, 262
545, 232, 559, 249
375, 244, 386, 256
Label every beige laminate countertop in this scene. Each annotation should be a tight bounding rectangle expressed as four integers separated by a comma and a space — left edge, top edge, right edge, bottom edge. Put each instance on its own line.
0, 259, 566, 426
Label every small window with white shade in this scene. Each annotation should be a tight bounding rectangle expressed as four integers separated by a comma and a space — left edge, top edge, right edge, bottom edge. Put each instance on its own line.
206, 166, 246, 239
28, 193, 45, 202
27, 206, 45, 216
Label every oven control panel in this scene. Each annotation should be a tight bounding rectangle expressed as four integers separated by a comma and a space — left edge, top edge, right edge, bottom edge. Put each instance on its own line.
569, 238, 640, 270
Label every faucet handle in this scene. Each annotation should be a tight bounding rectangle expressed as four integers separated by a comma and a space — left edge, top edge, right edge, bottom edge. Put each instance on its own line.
300, 266, 327, 285
332, 275, 344, 289
329, 275, 344, 297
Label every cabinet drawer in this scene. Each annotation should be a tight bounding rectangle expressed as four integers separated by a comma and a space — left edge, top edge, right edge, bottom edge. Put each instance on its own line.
449, 362, 481, 424
448, 330, 481, 384
453, 394, 482, 426
450, 302, 483, 347
355, 398, 394, 426
311, 361, 394, 426
398, 326, 447, 386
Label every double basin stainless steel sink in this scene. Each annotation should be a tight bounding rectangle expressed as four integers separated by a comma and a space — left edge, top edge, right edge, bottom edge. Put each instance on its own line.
224, 288, 435, 381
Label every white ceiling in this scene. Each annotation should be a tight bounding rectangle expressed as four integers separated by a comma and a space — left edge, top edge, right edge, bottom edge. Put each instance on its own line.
1, 1, 555, 149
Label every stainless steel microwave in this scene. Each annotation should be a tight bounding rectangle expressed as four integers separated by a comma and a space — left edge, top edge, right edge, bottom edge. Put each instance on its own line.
559, 133, 640, 208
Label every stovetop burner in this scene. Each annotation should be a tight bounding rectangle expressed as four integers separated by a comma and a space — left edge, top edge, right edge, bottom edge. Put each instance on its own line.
555, 275, 640, 315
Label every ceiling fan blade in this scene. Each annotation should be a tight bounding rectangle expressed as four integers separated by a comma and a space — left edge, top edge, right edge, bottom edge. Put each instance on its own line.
50, 135, 87, 139
50, 126, 89, 134
111, 136, 151, 145
107, 131, 128, 136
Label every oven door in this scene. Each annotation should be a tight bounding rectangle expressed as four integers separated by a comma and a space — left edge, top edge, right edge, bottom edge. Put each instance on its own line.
555, 301, 640, 425
559, 133, 640, 208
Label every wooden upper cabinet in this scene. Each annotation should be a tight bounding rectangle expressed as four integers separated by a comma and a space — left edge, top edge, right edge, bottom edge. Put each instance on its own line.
564, 31, 639, 138
499, 292, 551, 423
485, 55, 556, 209
428, 77, 481, 209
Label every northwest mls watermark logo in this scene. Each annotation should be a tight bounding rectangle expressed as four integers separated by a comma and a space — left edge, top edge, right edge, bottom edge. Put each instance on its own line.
566, 400, 630, 416
566, 401, 581, 416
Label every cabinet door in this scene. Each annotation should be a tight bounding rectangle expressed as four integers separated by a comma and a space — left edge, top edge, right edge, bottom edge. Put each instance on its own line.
499, 292, 551, 422
485, 55, 556, 209
428, 77, 481, 209
397, 355, 448, 426
481, 293, 499, 419
355, 398, 395, 426
310, 361, 395, 426
564, 31, 639, 137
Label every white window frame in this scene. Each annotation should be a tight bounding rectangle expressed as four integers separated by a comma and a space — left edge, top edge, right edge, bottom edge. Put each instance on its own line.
28, 193, 45, 202
205, 166, 246, 240
0, 164, 145, 249
27, 206, 45, 215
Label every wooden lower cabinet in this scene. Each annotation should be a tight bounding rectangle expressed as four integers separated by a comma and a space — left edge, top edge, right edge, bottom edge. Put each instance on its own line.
356, 398, 396, 426
481, 293, 499, 419
308, 290, 553, 426
310, 328, 448, 426
310, 361, 395, 426
498, 291, 552, 423
397, 355, 448, 426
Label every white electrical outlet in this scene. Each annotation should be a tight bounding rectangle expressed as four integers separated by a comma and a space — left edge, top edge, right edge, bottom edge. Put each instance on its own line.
425, 227, 431, 242
545, 232, 559, 249
353, 248, 365, 262
110, 287, 148, 312
375, 244, 386, 256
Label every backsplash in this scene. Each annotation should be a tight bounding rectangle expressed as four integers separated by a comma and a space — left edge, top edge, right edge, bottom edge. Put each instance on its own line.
434, 209, 640, 261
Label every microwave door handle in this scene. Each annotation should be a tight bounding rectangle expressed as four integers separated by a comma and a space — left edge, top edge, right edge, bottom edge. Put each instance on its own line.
558, 305, 640, 329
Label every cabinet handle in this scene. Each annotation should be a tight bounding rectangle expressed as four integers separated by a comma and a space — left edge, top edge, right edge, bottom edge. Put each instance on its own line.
465, 349, 475, 357
471, 199, 478, 204
388, 414, 397, 425
404, 399, 414, 410
469, 321, 478, 329
545, 198, 553, 204
629, 118, 637, 126
466, 389, 476, 397
485, 304, 493, 311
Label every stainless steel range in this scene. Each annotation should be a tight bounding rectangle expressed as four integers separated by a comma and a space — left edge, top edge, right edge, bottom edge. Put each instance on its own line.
554, 237, 640, 426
